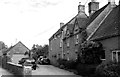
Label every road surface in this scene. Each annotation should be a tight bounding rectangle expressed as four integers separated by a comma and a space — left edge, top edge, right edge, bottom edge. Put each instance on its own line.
32, 65, 81, 77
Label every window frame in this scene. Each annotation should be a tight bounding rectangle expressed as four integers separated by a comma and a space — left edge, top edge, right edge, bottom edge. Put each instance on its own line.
75, 34, 79, 45
67, 39, 70, 47
112, 50, 120, 62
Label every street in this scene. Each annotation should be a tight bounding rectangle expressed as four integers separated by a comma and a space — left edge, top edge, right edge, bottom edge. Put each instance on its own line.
32, 65, 81, 77
0, 65, 81, 77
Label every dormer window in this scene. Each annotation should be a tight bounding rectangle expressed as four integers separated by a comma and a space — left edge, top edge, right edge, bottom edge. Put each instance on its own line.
112, 50, 120, 62
63, 26, 67, 37
66, 29, 70, 37
74, 23, 79, 34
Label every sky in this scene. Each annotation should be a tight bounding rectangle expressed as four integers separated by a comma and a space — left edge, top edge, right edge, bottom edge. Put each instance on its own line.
0, 0, 119, 49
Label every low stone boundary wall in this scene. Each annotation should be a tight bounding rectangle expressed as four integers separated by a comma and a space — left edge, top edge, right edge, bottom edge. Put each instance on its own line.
4, 62, 32, 77
6, 62, 24, 75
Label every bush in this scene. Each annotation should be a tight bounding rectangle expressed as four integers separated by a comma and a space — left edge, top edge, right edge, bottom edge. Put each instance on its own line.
57, 58, 78, 69
64, 60, 78, 69
79, 41, 103, 64
95, 61, 120, 77
76, 63, 98, 76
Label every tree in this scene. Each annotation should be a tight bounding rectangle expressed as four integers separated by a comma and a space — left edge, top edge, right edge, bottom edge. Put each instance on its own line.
0, 41, 6, 50
78, 41, 103, 64
31, 44, 49, 61
0, 41, 8, 55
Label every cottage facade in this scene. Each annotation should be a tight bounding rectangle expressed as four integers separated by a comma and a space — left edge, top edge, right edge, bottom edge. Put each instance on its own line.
87, 4, 120, 63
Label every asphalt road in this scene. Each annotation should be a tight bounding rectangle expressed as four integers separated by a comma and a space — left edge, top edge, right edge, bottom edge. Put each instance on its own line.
32, 65, 81, 77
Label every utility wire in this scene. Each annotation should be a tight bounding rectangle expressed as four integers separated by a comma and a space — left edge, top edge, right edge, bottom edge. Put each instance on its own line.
34, 25, 58, 37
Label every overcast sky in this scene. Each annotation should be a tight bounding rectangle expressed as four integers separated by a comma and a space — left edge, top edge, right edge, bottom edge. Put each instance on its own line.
0, 0, 119, 49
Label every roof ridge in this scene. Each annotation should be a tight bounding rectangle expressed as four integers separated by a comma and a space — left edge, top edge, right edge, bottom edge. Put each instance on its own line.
87, 8, 113, 41
7, 41, 30, 53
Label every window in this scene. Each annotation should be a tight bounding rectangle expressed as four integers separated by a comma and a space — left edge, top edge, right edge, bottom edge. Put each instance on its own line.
75, 35, 79, 44
118, 52, 120, 62
74, 23, 79, 34
67, 39, 70, 47
112, 50, 120, 62
66, 29, 70, 37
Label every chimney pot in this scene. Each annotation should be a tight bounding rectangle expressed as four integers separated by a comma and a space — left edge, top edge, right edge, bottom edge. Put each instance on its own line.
88, 0, 99, 16
108, 0, 115, 3
60, 22, 64, 28
78, 2, 85, 13
108, 0, 116, 8
79, 2, 81, 5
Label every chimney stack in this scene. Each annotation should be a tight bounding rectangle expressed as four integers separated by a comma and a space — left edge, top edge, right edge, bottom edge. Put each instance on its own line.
108, 0, 116, 8
88, 0, 99, 16
60, 22, 64, 28
78, 2, 85, 13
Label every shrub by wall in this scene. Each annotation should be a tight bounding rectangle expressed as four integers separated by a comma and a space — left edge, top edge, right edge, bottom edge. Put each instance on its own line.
57, 59, 78, 69
76, 63, 98, 76
95, 61, 120, 77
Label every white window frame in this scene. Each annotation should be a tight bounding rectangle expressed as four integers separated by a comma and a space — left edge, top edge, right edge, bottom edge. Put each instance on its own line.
112, 50, 120, 62
67, 39, 70, 47
66, 29, 70, 37
75, 35, 79, 44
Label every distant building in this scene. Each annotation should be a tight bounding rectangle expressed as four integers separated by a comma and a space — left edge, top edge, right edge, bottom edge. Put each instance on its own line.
7, 41, 30, 64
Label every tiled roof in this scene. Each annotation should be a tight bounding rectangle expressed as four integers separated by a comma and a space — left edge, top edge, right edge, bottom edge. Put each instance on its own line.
67, 12, 88, 34
77, 18, 89, 29
86, 3, 113, 40
49, 5, 89, 40
87, 3, 109, 26
90, 5, 120, 41
7, 41, 30, 53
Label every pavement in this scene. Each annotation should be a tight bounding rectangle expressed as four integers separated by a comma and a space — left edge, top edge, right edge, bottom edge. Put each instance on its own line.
32, 65, 80, 76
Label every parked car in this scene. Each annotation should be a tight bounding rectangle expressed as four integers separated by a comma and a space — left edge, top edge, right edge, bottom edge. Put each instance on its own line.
37, 57, 50, 65
18, 58, 37, 70
24, 59, 38, 70
18, 58, 29, 65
